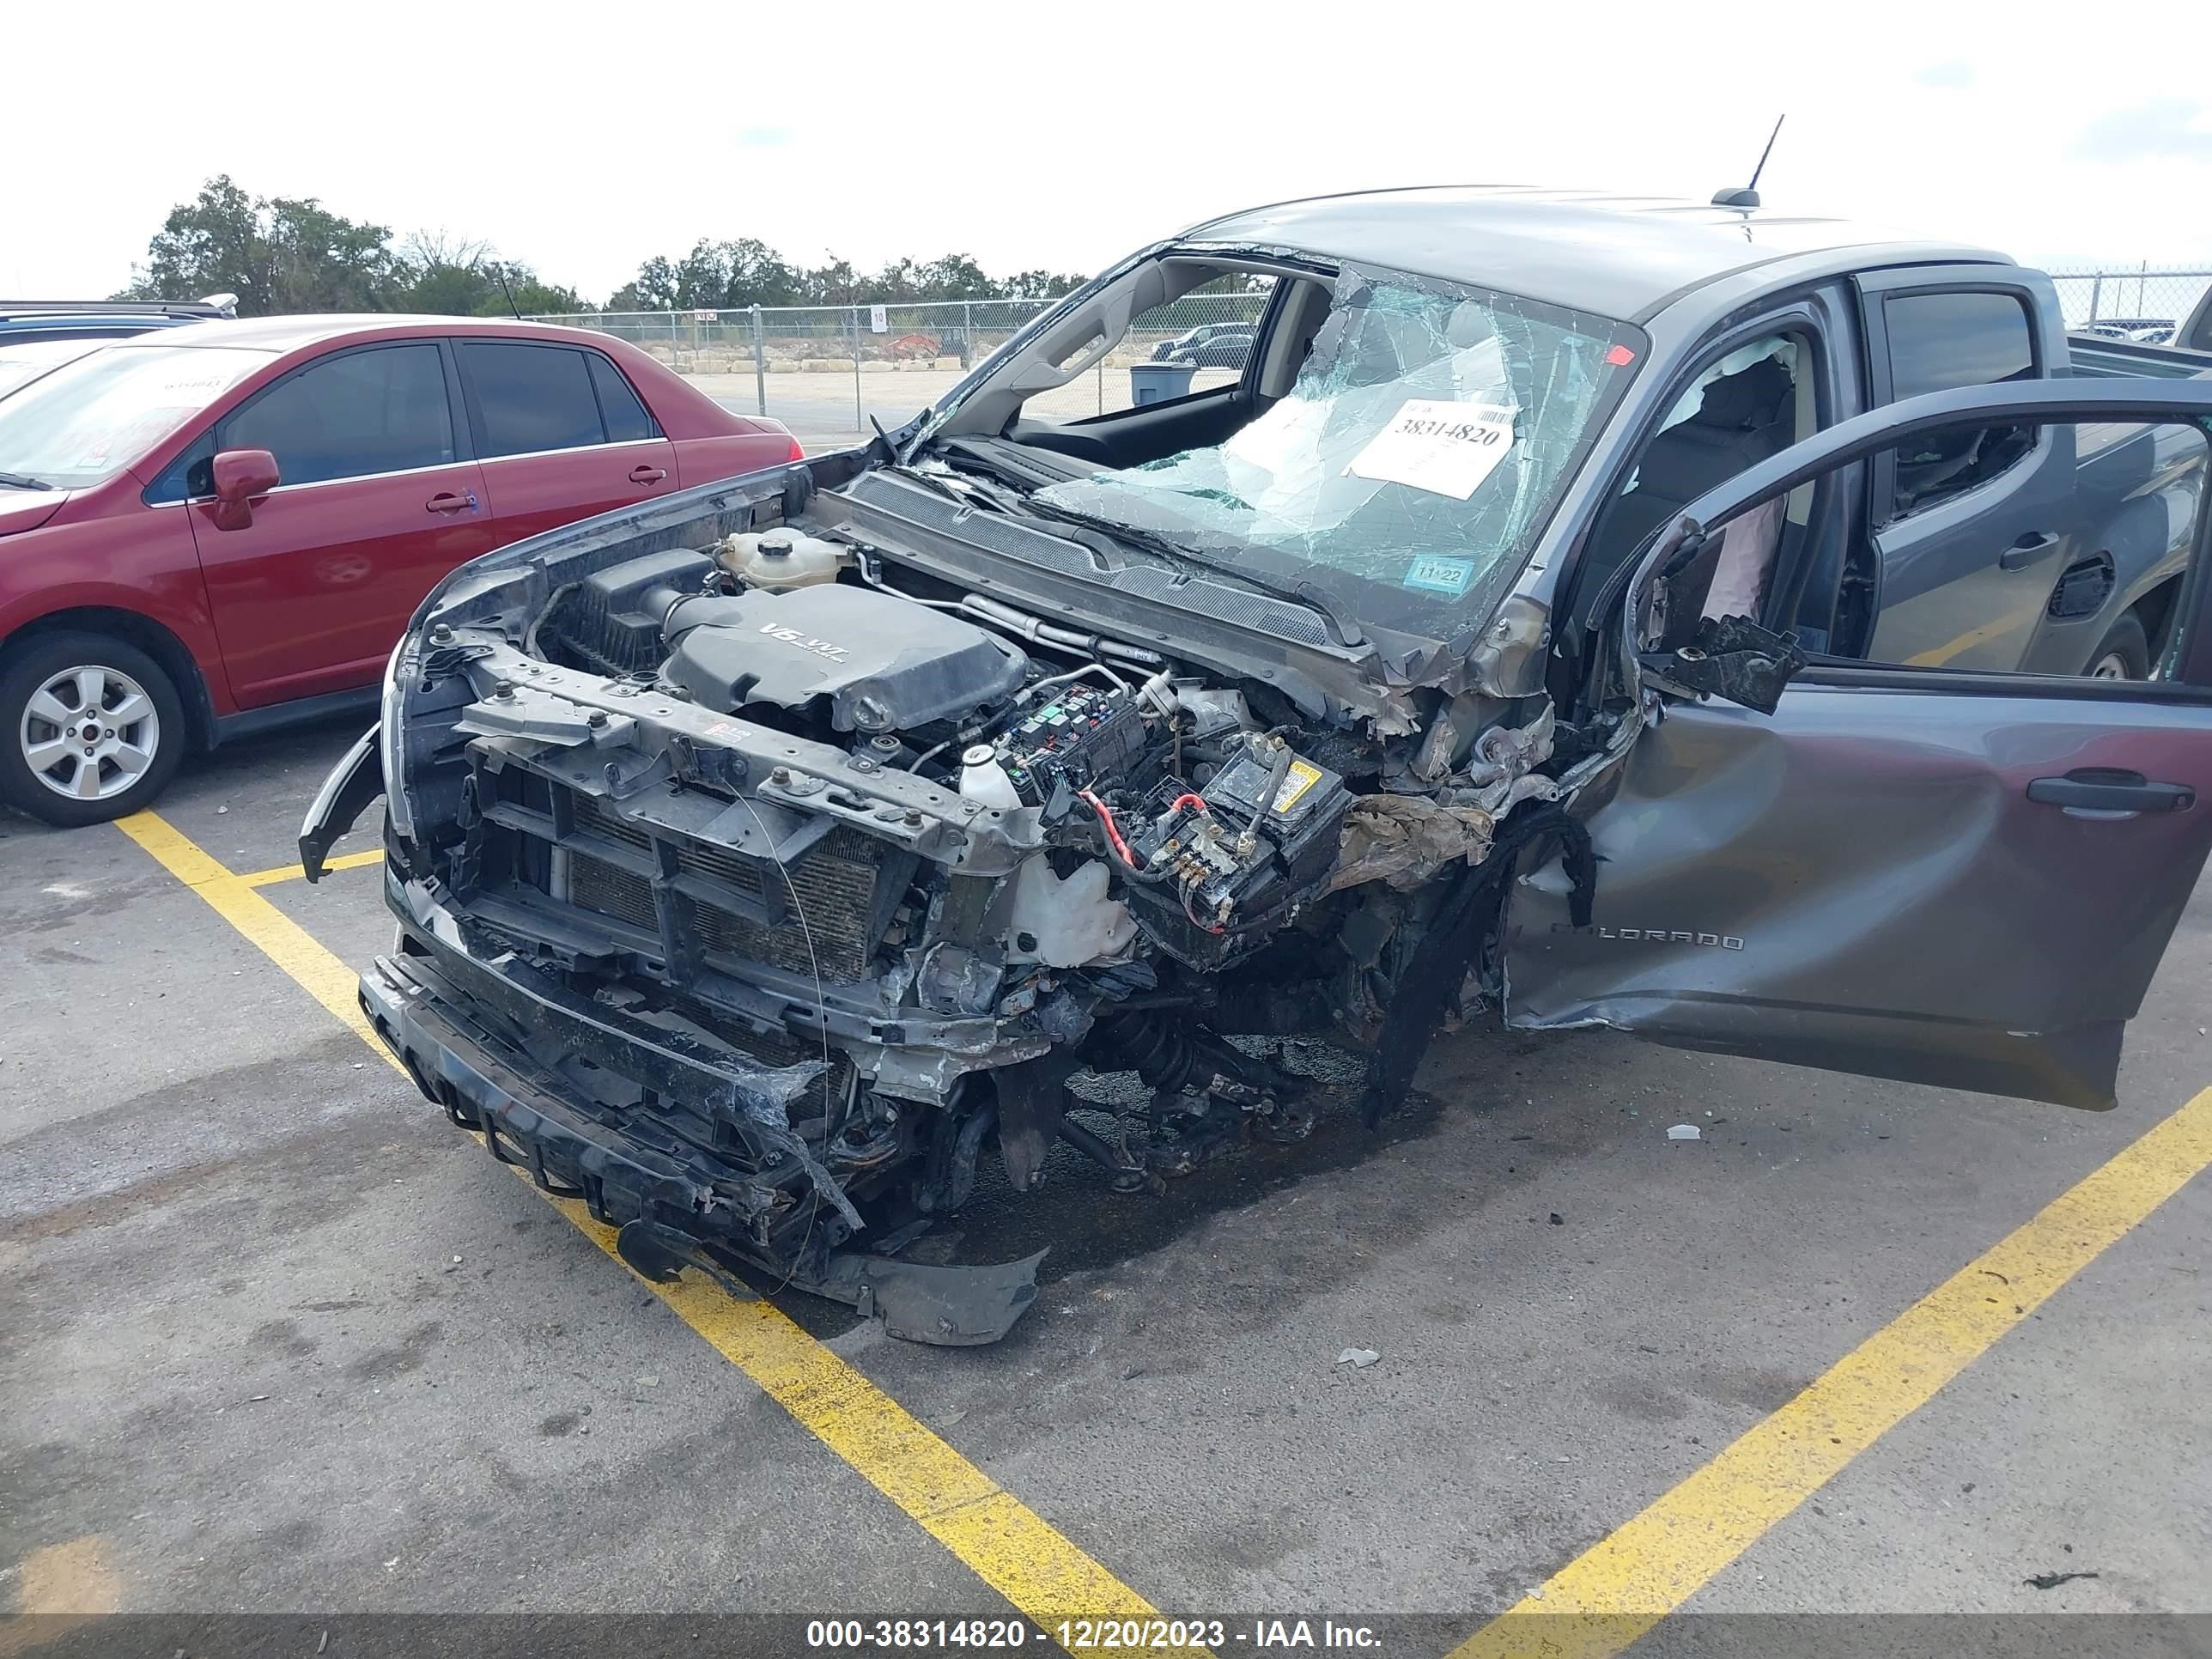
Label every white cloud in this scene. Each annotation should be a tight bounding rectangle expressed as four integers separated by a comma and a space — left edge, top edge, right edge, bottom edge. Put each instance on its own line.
6, 0, 2210, 302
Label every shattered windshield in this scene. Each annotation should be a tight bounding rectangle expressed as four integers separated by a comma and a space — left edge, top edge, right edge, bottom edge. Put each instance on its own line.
1032, 266, 1643, 634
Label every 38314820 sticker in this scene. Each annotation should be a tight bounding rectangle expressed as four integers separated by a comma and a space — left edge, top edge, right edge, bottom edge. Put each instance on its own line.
1346, 399, 1517, 500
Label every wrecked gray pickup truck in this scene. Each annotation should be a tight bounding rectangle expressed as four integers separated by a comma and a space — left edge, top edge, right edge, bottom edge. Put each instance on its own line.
301, 189, 2212, 1344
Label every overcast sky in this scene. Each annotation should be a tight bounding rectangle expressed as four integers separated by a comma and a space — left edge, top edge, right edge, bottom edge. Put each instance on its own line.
8, 0, 2210, 304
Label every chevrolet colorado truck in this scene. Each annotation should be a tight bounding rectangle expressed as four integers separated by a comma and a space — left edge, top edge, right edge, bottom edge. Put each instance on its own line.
302, 189, 2212, 1344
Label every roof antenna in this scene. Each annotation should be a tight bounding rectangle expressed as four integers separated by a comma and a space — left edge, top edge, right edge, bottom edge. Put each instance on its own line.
1712, 115, 1785, 209
493, 263, 524, 320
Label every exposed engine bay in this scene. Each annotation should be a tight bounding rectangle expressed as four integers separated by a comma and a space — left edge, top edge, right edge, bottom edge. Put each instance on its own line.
356, 453, 1604, 1346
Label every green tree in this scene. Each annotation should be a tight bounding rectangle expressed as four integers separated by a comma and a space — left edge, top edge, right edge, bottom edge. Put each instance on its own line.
396, 236, 493, 314
475, 269, 588, 317
671, 239, 731, 310
635, 256, 680, 311
404, 261, 493, 314
263, 195, 402, 311
612, 239, 1099, 314
119, 179, 594, 317
723, 238, 802, 307
120, 175, 406, 314
997, 267, 1088, 299
870, 257, 924, 303
916, 253, 992, 299
803, 255, 861, 306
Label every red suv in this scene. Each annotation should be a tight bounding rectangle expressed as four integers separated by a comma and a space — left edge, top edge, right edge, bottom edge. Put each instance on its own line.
0, 316, 801, 825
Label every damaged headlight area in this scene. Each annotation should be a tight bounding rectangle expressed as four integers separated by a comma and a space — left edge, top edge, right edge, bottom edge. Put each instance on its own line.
360, 465, 1595, 1345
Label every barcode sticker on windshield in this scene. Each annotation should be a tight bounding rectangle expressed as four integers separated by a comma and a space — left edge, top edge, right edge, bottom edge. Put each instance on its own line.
1346, 400, 1516, 499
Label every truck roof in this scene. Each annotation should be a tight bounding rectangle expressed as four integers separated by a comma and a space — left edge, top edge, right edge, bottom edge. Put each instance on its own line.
1184, 186, 2009, 322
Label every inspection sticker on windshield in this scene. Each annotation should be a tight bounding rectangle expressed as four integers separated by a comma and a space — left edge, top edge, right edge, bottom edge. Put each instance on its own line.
1402, 556, 1476, 597
1346, 400, 1516, 499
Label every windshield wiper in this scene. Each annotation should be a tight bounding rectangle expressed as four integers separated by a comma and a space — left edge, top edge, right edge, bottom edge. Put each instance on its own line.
1016, 494, 1211, 570
1016, 496, 1367, 650
0, 471, 53, 491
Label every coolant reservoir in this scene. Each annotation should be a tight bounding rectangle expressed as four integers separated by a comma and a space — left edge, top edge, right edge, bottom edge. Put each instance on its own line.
716, 528, 848, 591
958, 745, 1023, 808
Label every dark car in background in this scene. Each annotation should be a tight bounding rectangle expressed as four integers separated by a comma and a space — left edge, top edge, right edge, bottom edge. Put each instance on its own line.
0, 314, 803, 826
1148, 321, 1255, 368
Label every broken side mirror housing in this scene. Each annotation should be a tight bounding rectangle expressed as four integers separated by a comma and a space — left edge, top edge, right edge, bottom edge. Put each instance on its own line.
210, 448, 279, 531
1632, 525, 1807, 714
1640, 613, 1807, 714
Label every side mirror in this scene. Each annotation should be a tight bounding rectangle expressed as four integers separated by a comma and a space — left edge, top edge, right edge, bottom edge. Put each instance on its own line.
210, 448, 279, 531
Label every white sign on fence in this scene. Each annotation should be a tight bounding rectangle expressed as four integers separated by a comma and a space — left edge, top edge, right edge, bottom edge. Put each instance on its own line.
869, 305, 889, 334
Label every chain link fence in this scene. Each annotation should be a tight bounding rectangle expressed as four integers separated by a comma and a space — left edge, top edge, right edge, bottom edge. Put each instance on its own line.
532, 269, 2208, 448
2046, 264, 2211, 337
527, 289, 1273, 445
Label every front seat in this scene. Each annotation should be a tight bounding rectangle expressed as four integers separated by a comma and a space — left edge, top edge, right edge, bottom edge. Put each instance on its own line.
1565, 355, 1796, 635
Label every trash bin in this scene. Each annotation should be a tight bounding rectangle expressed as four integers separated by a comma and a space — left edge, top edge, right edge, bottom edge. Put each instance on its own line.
1129, 361, 1199, 405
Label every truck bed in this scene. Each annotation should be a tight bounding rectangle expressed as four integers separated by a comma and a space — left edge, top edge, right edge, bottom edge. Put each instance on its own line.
2067, 333, 2212, 380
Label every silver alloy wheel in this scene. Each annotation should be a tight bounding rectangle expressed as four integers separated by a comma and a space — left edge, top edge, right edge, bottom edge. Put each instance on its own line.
2089, 651, 2133, 679
18, 663, 161, 802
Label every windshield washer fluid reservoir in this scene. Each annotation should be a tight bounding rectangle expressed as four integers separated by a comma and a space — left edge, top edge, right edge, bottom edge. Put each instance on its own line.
717, 528, 848, 591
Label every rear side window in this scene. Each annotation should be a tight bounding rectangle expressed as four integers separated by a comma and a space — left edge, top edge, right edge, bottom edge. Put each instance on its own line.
462, 342, 606, 457
1879, 291, 2037, 520
587, 353, 657, 442
1882, 291, 2035, 400
219, 343, 454, 488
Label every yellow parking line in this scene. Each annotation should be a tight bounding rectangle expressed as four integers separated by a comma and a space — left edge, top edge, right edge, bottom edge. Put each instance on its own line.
115, 813, 400, 1071
1446, 1085, 2212, 1659
112, 809, 1198, 1649
237, 848, 384, 887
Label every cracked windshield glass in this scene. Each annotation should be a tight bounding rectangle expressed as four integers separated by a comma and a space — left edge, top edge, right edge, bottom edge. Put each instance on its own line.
1034, 266, 1643, 631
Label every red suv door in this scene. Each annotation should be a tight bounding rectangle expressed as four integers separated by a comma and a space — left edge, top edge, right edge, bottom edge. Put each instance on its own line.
455, 340, 678, 544
180, 340, 499, 707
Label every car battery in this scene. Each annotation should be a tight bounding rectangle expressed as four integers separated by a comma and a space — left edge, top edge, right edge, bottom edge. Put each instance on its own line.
1121, 740, 1350, 967
1198, 744, 1348, 897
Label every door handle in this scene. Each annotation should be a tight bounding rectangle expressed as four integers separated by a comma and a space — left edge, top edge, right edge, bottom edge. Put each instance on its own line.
425, 490, 477, 514
628, 464, 667, 484
1999, 531, 2060, 571
2027, 767, 2195, 815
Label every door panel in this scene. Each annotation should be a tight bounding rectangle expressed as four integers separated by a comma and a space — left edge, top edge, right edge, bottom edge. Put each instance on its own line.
1505, 685, 2212, 1106
472, 438, 677, 545
191, 463, 497, 704
1509, 380, 2212, 1109
188, 341, 500, 707
457, 339, 678, 543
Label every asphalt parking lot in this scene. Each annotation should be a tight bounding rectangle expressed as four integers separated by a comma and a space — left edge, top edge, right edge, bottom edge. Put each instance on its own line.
5, 717, 2209, 1654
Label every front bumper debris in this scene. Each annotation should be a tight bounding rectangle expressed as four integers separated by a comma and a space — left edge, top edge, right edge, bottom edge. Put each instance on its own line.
358, 945, 1045, 1346
298, 721, 381, 882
